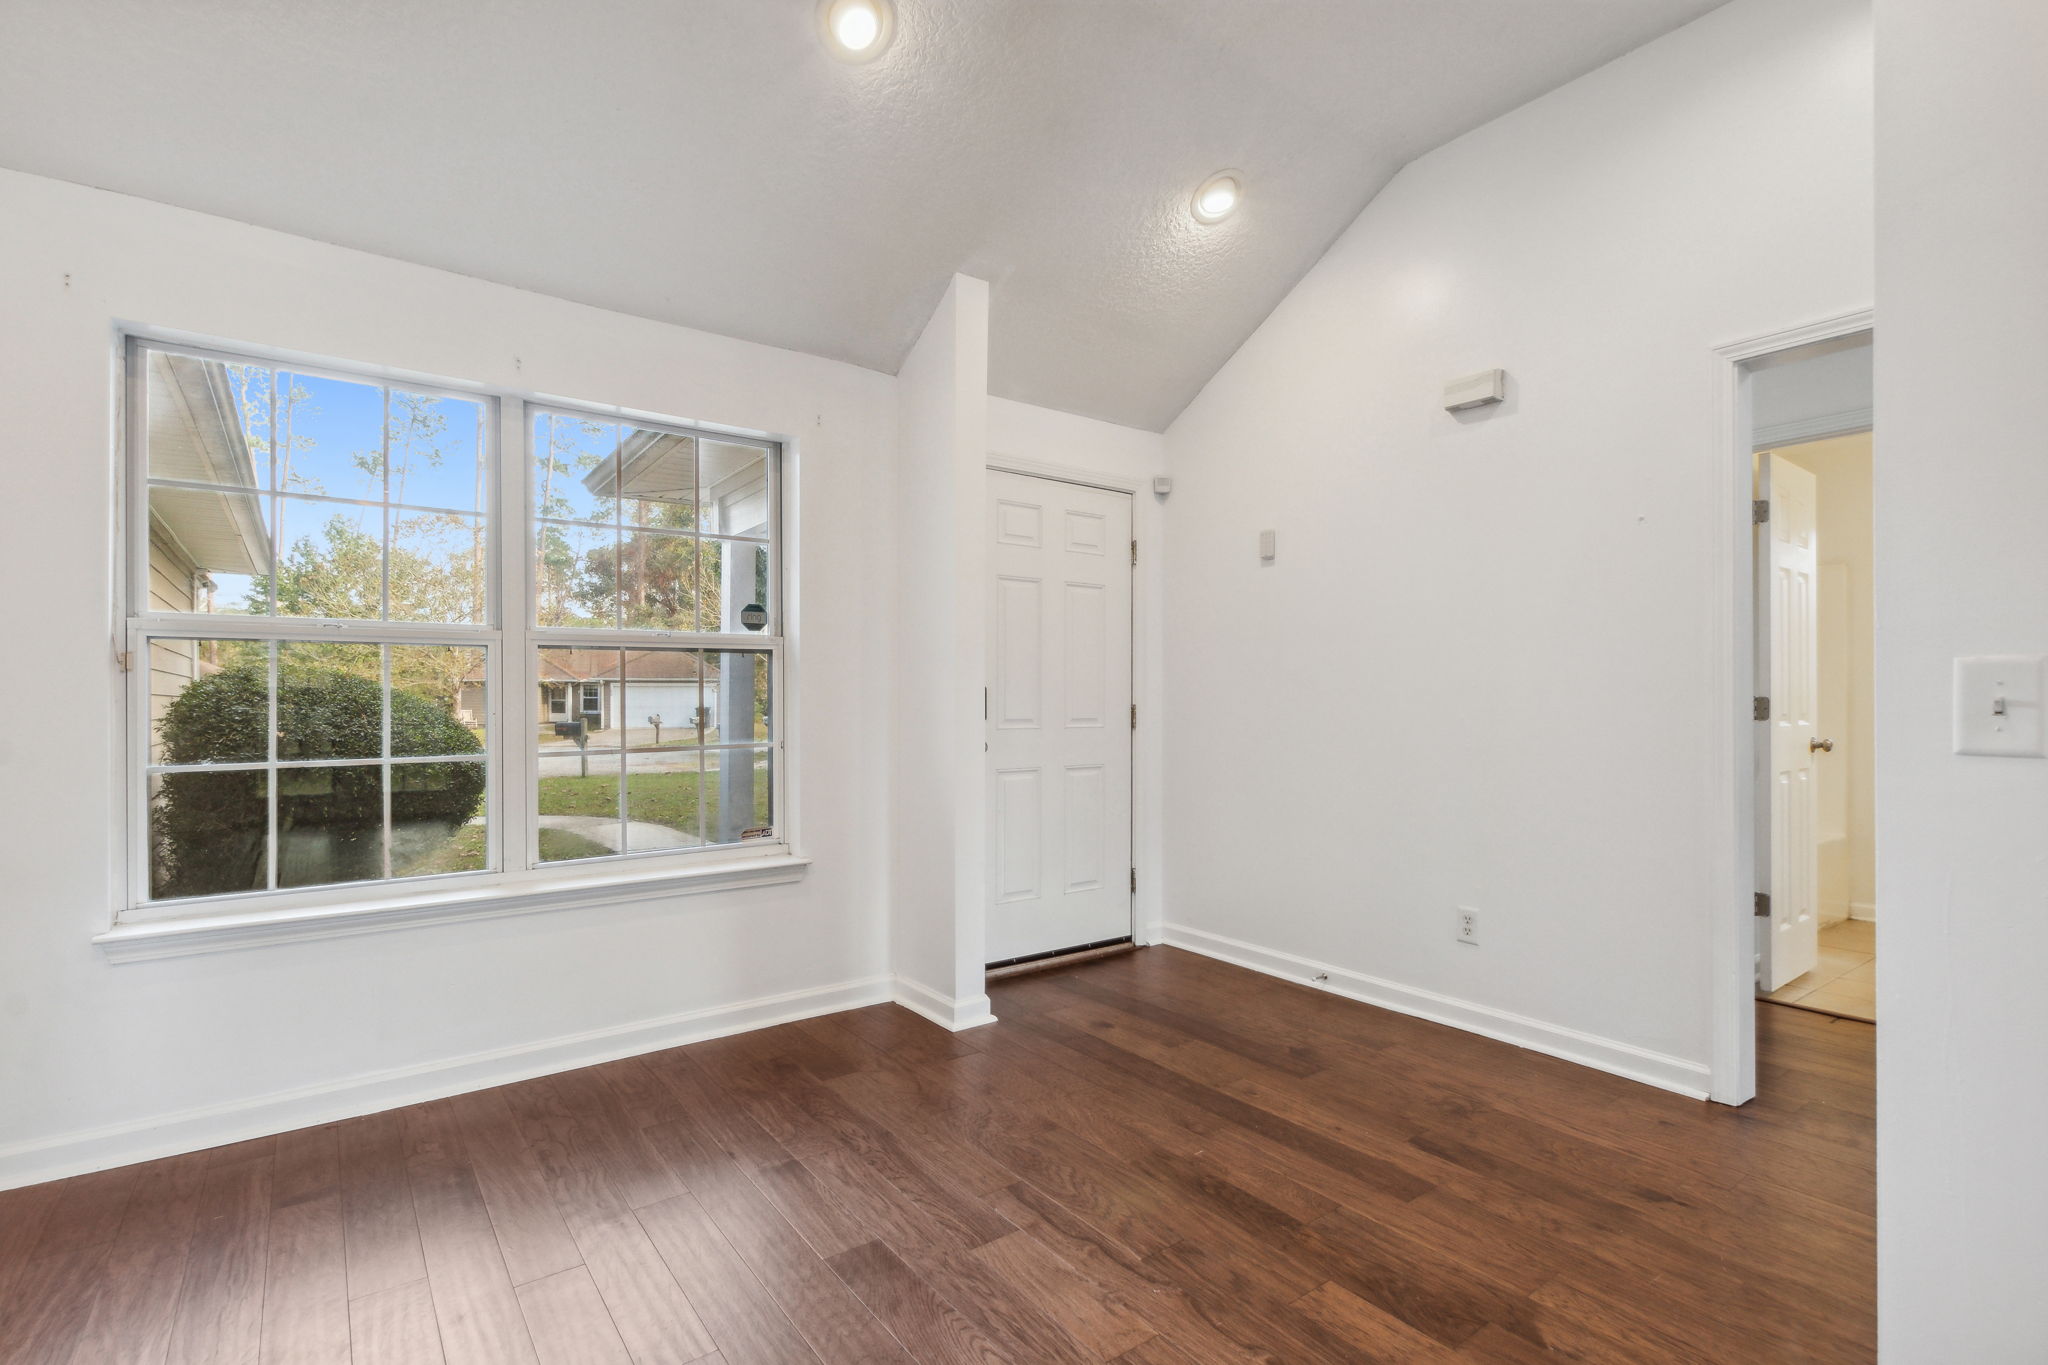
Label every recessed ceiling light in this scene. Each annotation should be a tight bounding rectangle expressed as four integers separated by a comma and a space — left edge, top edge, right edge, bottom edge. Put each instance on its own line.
821, 0, 893, 61
1192, 173, 1241, 224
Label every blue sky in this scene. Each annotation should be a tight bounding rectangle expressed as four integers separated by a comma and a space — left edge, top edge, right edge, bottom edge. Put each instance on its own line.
226, 365, 484, 513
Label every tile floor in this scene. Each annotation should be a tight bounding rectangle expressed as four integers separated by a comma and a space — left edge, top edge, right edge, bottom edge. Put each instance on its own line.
1762, 917, 1875, 1021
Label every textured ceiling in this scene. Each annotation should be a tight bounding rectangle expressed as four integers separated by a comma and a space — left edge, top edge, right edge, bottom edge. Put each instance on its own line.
0, 0, 1728, 430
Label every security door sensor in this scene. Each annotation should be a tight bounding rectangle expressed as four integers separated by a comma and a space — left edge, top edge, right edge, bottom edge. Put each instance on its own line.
1153, 475, 1173, 495
1444, 369, 1506, 412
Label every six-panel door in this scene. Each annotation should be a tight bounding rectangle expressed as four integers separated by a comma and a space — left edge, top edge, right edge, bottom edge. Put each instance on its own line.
985, 470, 1134, 963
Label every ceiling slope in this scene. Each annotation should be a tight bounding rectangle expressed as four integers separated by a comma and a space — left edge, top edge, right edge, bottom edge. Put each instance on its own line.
0, 0, 1728, 430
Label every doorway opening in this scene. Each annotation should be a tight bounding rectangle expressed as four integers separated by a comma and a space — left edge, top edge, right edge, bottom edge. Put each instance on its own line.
1754, 426, 1875, 1021
1711, 313, 1874, 1105
1761, 429, 1875, 1023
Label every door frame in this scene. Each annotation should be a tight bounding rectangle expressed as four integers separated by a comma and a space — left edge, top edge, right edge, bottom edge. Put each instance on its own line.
1708, 307, 1873, 1105
985, 453, 1158, 952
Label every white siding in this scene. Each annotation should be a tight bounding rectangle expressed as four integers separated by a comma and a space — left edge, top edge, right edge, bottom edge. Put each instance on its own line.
146, 523, 197, 744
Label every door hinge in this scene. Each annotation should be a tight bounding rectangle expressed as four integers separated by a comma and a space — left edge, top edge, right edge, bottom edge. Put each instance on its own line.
1131, 539, 1138, 566
1130, 703, 1137, 730
116, 649, 134, 673
1753, 696, 1770, 721
1752, 499, 1770, 525
1130, 867, 1137, 894
1754, 891, 1771, 917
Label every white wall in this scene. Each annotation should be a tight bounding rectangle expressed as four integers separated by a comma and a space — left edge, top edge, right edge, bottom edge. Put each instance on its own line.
0, 168, 899, 1185
888, 275, 995, 1027
1160, 0, 1872, 1093
987, 398, 1170, 941
1875, 0, 2048, 1356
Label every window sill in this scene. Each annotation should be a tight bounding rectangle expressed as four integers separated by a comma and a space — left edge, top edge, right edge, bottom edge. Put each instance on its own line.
93, 853, 812, 963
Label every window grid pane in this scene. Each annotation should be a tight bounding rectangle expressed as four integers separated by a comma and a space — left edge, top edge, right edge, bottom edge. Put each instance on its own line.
140, 343, 490, 627
534, 639, 778, 858
145, 636, 489, 900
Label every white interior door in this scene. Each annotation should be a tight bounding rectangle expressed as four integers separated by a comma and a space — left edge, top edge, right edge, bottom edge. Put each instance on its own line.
986, 470, 1134, 964
1761, 452, 1821, 990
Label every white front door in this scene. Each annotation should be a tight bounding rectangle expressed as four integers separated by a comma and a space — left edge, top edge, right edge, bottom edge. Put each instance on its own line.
986, 470, 1134, 964
1761, 452, 1821, 990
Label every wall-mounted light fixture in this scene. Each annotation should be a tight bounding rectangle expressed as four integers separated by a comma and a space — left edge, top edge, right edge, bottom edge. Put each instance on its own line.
1443, 369, 1507, 412
820, 0, 894, 62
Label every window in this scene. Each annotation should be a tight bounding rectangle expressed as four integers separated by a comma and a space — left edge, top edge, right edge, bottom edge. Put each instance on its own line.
125, 338, 784, 917
529, 408, 779, 866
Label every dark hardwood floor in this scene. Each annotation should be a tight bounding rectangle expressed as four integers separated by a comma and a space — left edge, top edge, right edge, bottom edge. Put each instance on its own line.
0, 947, 1875, 1363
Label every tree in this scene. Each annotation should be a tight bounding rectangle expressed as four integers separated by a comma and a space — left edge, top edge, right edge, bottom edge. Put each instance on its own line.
243, 511, 484, 714
152, 662, 485, 899
586, 527, 724, 630
256, 511, 483, 626
531, 418, 728, 628
535, 415, 615, 626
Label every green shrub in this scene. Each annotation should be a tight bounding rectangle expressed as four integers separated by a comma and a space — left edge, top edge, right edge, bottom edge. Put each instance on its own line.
152, 661, 484, 898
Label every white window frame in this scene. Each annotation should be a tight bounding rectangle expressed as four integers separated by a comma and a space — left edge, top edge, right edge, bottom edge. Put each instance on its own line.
104, 333, 802, 959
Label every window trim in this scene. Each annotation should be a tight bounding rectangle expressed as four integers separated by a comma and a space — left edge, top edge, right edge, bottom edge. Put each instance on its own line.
113, 331, 795, 945
93, 852, 813, 962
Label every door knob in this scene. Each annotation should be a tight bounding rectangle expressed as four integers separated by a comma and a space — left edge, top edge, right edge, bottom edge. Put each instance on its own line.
1810, 737, 1835, 753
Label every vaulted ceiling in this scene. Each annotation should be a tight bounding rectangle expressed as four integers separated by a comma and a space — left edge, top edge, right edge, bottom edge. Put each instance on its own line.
0, 0, 1728, 430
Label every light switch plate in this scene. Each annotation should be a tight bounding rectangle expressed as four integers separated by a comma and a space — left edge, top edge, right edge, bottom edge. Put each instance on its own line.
1954, 655, 2046, 757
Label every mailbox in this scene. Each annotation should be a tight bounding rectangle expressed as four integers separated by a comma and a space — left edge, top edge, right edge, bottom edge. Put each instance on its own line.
553, 720, 586, 742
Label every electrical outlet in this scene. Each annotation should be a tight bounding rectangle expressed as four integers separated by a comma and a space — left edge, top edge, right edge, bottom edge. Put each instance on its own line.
1456, 908, 1480, 945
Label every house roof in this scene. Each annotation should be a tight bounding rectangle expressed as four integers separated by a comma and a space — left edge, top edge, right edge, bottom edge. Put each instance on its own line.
535, 649, 707, 684
146, 351, 271, 579
583, 429, 695, 508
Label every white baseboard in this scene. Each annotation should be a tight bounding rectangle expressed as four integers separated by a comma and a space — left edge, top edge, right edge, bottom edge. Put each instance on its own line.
1849, 902, 1877, 922
892, 976, 998, 1032
1161, 924, 1711, 1100
0, 973, 894, 1193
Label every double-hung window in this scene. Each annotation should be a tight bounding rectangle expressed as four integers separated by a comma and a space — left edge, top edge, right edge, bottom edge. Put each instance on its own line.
124, 337, 783, 921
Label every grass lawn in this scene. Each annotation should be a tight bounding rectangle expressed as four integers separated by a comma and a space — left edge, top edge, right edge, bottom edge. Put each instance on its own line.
538, 827, 614, 861
381, 765, 772, 877
395, 821, 487, 876
538, 770, 771, 833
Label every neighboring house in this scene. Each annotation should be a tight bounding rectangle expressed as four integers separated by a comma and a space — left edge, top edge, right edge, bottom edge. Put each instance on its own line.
530, 648, 722, 738
144, 350, 271, 731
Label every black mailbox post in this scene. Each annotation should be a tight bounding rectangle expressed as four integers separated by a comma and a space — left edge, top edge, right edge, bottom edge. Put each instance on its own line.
553, 719, 590, 777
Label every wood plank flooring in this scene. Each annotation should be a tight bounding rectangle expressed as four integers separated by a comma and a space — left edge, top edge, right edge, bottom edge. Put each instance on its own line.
0, 947, 1875, 1363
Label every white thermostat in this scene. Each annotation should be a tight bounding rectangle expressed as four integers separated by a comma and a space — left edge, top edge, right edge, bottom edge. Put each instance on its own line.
1443, 369, 1506, 412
